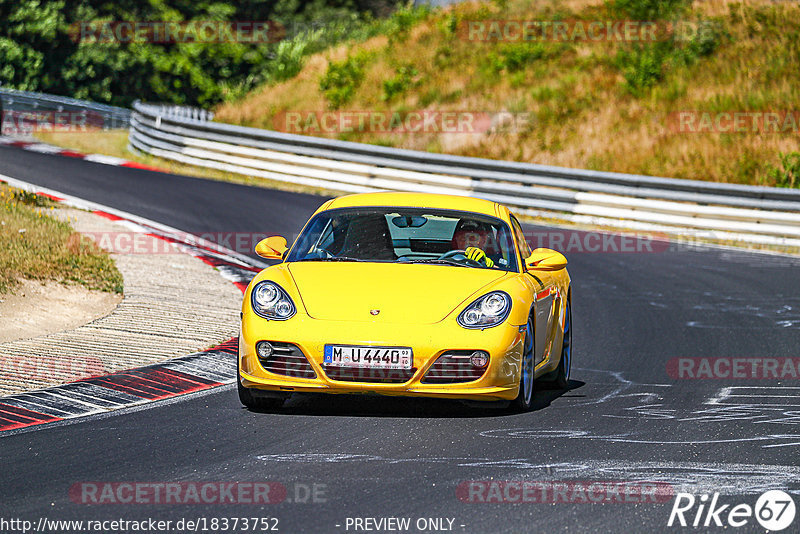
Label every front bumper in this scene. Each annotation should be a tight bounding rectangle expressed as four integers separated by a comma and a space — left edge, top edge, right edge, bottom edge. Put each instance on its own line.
239, 313, 525, 402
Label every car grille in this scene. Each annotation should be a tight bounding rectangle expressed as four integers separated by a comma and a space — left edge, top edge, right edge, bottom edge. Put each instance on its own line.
322, 366, 417, 384
257, 342, 316, 379
421, 351, 487, 384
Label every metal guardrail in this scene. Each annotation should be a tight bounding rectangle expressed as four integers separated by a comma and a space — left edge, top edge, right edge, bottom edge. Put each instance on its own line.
129, 100, 800, 246
146, 104, 215, 122
0, 88, 131, 132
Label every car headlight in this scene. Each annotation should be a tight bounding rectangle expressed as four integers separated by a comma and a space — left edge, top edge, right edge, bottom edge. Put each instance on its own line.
457, 291, 511, 329
251, 281, 296, 320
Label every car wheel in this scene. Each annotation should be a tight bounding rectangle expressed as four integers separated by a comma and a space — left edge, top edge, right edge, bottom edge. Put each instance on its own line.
237, 357, 285, 410
542, 297, 571, 390
512, 314, 535, 412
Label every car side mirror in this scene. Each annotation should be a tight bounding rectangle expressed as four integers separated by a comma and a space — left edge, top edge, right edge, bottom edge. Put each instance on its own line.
255, 236, 288, 259
525, 248, 567, 271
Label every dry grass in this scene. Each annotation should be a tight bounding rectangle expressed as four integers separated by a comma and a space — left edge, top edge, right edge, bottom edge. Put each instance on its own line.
0, 185, 123, 295
215, 0, 800, 186
34, 129, 132, 156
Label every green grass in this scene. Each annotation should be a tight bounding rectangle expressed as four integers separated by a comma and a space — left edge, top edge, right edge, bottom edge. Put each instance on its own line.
765, 152, 800, 188
0, 185, 123, 295
382, 64, 420, 102
319, 51, 374, 109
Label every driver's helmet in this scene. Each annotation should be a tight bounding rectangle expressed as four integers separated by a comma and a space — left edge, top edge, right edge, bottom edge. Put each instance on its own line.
452, 219, 492, 251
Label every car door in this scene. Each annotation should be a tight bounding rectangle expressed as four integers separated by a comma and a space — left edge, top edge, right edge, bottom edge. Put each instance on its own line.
511, 216, 555, 366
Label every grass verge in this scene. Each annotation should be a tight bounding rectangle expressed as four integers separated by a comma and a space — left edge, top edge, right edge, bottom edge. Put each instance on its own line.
0, 184, 123, 295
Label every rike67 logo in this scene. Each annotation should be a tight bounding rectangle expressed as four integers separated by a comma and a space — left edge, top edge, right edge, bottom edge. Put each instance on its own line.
668, 490, 796, 530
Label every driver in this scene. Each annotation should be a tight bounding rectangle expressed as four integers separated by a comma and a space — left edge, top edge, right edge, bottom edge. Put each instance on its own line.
451, 219, 495, 268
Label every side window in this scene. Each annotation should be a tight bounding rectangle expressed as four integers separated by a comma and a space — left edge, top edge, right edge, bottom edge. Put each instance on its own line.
510, 216, 531, 259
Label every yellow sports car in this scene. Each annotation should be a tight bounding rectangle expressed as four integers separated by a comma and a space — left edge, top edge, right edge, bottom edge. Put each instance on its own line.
238, 192, 571, 411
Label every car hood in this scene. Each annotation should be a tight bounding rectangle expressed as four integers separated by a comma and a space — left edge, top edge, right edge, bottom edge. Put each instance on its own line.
287, 262, 508, 324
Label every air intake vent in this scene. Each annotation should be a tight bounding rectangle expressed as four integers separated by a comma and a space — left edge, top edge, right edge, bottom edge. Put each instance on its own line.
257, 342, 316, 379
323, 366, 416, 384
421, 351, 488, 384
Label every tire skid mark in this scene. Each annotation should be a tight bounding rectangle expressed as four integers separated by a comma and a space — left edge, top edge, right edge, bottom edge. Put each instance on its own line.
255, 454, 800, 495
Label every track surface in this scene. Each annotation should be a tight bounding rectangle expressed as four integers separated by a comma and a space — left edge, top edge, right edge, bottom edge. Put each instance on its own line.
1, 145, 800, 533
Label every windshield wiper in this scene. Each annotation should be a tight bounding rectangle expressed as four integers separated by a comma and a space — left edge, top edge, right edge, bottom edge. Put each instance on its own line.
297, 256, 365, 262
405, 258, 470, 268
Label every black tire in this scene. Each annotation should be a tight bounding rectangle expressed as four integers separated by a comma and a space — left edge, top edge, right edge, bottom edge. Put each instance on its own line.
512, 314, 535, 412
237, 357, 286, 410
541, 297, 571, 390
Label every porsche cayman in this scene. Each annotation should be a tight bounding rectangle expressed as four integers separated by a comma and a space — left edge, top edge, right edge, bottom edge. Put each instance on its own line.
238, 192, 571, 411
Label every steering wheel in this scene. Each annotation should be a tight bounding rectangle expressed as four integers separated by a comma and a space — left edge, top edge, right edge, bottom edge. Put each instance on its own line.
311, 247, 335, 259
438, 249, 483, 267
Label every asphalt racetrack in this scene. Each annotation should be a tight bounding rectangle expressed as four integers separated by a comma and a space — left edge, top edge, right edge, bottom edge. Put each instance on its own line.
1, 144, 799, 533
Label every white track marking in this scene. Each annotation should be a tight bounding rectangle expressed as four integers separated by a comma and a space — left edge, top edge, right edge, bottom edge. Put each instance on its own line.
22, 143, 63, 154
255, 455, 800, 495
708, 387, 800, 407
82, 154, 129, 165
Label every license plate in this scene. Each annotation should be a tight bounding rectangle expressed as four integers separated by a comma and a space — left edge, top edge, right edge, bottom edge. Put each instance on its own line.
324, 345, 412, 369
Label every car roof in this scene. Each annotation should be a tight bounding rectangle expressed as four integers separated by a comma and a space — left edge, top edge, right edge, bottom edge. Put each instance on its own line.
323, 192, 502, 217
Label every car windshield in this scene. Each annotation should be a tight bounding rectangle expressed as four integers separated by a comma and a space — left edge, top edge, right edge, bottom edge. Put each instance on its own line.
286, 207, 518, 272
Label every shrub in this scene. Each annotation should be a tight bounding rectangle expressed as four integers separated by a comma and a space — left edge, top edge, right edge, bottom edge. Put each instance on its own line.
767, 152, 800, 188
382, 64, 419, 101
386, 5, 430, 42
609, 0, 689, 20
615, 18, 723, 96
484, 42, 557, 74
615, 43, 668, 95
683, 20, 723, 61
319, 51, 372, 109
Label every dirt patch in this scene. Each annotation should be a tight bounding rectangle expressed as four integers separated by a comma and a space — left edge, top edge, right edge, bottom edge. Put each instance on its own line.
0, 279, 121, 343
